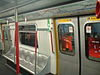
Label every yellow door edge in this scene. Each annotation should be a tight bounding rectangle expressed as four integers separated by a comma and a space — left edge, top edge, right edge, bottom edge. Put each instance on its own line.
53, 19, 59, 75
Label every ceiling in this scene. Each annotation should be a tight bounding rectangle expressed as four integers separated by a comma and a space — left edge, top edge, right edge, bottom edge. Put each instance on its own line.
0, 0, 83, 18
0, 0, 96, 22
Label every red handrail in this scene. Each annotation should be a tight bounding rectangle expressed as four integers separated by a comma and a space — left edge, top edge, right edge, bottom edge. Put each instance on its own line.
2, 30, 4, 43
15, 22, 20, 74
34, 31, 38, 74
96, 0, 100, 18
35, 31, 38, 54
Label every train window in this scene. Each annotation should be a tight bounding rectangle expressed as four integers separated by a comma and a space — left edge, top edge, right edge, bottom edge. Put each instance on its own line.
58, 24, 75, 55
20, 32, 36, 47
19, 25, 38, 47
85, 22, 100, 62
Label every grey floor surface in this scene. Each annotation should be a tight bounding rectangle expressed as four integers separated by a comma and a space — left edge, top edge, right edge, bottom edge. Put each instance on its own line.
0, 55, 17, 75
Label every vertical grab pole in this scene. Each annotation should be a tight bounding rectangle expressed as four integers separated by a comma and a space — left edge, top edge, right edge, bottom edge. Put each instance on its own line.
15, 8, 20, 74
35, 31, 38, 75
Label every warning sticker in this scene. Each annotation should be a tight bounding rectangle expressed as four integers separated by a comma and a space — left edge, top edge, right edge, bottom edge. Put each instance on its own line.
69, 26, 73, 33
86, 26, 91, 33
87, 16, 100, 21
58, 19, 71, 23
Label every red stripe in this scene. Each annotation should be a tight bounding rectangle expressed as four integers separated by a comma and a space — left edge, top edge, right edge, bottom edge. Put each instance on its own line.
50, 31, 54, 53
35, 31, 38, 53
15, 22, 20, 74
1, 24, 4, 43
2, 30, 4, 43
96, 0, 100, 18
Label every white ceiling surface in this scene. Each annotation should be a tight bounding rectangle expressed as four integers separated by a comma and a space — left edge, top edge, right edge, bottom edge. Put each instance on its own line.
0, 0, 39, 12
0, 0, 96, 22
0, 0, 78, 17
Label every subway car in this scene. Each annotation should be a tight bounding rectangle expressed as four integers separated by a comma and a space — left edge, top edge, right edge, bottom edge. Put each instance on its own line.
0, 0, 100, 75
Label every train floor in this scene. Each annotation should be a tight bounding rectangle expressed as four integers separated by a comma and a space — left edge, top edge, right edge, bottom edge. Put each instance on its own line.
0, 55, 17, 75
0, 55, 53, 75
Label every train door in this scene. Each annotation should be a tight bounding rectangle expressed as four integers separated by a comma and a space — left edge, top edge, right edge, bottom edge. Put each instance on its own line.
55, 18, 79, 75
80, 16, 100, 75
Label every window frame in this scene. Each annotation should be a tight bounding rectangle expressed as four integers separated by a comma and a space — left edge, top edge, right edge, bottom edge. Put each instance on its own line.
19, 24, 38, 48
84, 22, 100, 62
58, 22, 75, 56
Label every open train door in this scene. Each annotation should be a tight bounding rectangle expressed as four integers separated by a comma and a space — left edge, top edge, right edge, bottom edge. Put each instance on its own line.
80, 15, 100, 75
54, 17, 79, 75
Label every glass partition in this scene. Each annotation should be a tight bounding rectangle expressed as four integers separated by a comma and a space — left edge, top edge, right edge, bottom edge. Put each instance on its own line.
3, 25, 15, 62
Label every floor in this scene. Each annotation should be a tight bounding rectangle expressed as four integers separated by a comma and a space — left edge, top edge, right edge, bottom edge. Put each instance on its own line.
0, 55, 17, 75
0, 54, 53, 75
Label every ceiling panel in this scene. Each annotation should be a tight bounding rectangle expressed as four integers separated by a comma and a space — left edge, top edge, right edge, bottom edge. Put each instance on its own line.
0, 0, 83, 13
0, 0, 96, 22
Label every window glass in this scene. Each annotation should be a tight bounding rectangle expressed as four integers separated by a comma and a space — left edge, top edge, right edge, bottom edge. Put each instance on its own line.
85, 22, 100, 61
20, 32, 35, 47
4, 26, 9, 40
58, 24, 75, 55
19, 25, 37, 47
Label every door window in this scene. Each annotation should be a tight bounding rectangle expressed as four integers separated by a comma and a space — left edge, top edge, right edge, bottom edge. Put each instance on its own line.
58, 24, 75, 55
85, 22, 100, 61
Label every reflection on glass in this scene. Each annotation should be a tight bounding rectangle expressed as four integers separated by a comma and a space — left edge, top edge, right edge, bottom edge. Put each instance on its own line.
58, 24, 75, 55
3, 26, 12, 52
85, 23, 100, 61
19, 25, 38, 47
20, 32, 35, 47
4, 26, 9, 40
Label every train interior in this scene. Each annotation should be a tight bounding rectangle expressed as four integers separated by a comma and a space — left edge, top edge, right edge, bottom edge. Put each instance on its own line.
0, 0, 100, 75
